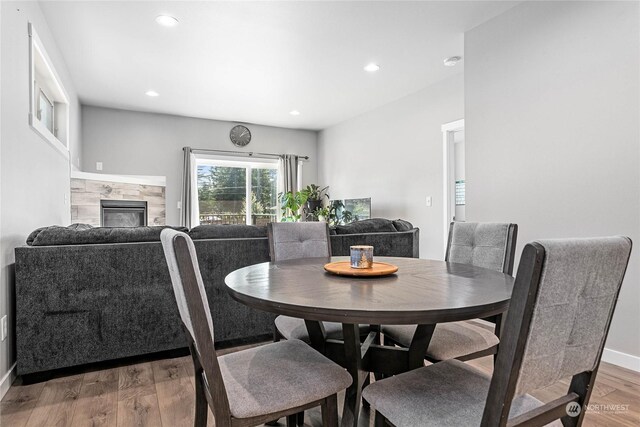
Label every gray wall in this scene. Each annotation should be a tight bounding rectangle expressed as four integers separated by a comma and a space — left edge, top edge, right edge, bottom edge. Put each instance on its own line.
1, 1, 80, 393
318, 74, 464, 260
465, 1, 639, 359
81, 106, 318, 225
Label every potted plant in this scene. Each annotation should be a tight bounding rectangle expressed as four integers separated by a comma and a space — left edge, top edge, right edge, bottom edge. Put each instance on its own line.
315, 206, 330, 222
327, 200, 354, 226
301, 184, 329, 215
278, 191, 308, 222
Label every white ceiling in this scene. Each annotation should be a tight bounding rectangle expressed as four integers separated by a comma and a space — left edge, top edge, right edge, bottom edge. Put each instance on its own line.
40, 1, 518, 130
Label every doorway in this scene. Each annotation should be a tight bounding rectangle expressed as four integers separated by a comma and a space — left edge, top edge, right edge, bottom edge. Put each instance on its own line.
442, 119, 465, 250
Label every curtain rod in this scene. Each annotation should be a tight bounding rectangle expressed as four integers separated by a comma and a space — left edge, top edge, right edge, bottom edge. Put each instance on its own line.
186, 147, 309, 160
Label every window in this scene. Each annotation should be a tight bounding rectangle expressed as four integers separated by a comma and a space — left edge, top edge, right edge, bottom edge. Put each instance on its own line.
195, 156, 279, 226
455, 180, 465, 206
29, 23, 70, 155
37, 89, 55, 133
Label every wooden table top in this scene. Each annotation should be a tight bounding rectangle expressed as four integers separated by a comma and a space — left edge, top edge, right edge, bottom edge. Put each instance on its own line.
224, 256, 514, 324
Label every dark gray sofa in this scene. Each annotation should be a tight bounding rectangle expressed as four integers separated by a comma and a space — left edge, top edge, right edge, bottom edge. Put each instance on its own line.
15, 219, 419, 375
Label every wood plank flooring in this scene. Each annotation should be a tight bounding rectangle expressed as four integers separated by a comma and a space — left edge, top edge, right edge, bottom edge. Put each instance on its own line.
1, 342, 638, 426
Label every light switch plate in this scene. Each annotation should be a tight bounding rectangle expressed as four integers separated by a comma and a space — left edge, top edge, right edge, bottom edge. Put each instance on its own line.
426, 196, 432, 207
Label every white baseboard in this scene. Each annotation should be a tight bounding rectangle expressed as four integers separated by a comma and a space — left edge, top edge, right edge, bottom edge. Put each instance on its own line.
602, 348, 640, 372
0, 363, 17, 400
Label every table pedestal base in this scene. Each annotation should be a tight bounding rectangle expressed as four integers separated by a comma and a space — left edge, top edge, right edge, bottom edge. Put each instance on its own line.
305, 321, 436, 427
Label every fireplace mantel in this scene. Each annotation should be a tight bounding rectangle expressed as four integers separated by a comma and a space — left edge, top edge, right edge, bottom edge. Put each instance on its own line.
71, 171, 166, 187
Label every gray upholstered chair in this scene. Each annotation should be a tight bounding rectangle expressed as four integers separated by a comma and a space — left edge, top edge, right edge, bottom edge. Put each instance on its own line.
269, 222, 370, 343
381, 222, 518, 362
160, 229, 351, 427
364, 236, 632, 427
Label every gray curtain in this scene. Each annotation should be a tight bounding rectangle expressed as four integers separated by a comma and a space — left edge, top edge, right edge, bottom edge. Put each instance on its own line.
280, 154, 299, 194
180, 147, 194, 228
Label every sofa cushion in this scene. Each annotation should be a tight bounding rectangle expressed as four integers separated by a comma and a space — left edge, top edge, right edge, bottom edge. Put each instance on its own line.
392, 219, 414, 232
333, 218, 398, 235
189, 224, 267, 240
26, 223, 93, 245
28, 225, 188, 246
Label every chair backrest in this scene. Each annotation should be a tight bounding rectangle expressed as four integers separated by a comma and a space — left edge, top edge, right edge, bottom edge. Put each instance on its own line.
482, 236, 632, 427
267, 222, 332, 262
445, 222, 518, 275
160, 229, 231, 422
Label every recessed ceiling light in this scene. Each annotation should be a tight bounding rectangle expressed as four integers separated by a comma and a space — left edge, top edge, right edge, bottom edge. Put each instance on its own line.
364, 63, 380, 72
443, 56, 462, 67
145, 90, 160, 97
289, 110, 300, 116
155, 15, 179, 27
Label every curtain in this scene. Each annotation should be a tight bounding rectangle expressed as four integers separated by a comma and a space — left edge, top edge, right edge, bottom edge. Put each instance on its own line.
279, 154, 299, 194
277, 154, 300, 221
180, 147, 197, 228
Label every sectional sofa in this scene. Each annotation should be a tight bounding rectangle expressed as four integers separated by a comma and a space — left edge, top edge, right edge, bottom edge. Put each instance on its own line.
14, 219, 419, 376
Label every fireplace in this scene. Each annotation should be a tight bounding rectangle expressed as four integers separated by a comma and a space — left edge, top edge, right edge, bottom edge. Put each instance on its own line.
100, 200, 148, 227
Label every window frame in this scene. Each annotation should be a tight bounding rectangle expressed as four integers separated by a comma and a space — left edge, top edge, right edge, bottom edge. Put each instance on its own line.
28, 23, 70, 158
193, 155, 279, 226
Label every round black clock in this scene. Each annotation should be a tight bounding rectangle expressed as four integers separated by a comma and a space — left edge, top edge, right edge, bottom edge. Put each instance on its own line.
230, 125, 251, 147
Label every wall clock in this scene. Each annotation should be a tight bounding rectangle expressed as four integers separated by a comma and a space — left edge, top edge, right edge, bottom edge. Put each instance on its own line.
230, 125, 251, 147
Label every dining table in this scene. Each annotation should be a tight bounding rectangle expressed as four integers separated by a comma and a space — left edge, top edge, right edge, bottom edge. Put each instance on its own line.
224, 256, 514, 427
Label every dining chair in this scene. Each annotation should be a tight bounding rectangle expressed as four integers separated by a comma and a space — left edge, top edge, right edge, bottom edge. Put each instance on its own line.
268, 222, 370, 344
268, 221, 371, 425
160, 229, 352, 427
381, 222, 518, 362
363, 236, 632, 427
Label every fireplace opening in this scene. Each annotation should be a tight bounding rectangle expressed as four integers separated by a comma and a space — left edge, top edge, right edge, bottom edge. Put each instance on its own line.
100, 200, 148, 227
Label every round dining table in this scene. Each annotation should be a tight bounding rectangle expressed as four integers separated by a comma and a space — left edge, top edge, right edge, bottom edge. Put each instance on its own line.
225, 256, 514, 427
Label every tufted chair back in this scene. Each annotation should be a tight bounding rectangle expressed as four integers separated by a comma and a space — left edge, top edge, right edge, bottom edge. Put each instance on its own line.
482, 236, 632, 426
267, 222, 332, 261
446, 222, 518, 275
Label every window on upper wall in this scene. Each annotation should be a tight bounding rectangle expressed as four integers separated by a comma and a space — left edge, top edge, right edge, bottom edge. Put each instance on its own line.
194, 156, 280, 226
29, 23, 70, 156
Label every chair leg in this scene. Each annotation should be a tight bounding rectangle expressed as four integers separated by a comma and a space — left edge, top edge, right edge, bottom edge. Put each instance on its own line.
321, 394, 338, 427
362, 374, 371, 408
286, 414, 297, 427
296, 411, 304, 426
374, 334, 388, 381
374, 410, 386, 427
274, 323, 281, 342
492, 314, 503, 367
194, 373, 208, 427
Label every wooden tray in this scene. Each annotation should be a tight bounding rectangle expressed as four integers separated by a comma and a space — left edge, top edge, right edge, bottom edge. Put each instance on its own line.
324, 261, 398, 277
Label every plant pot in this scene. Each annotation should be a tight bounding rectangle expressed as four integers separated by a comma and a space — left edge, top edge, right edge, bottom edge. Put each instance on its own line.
306, 200, 323, 213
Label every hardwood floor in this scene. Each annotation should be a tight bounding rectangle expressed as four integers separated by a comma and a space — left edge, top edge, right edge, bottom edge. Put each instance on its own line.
1, 343, 638, 426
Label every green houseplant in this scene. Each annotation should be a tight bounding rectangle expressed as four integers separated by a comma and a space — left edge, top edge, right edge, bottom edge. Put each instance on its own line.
301, 184, 329, 215
278, 191, 308, 222
279, 184, 332, 222
314, 206, 330, 222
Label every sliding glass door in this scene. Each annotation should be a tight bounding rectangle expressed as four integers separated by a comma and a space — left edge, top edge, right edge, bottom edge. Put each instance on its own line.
195, 157, 278, 226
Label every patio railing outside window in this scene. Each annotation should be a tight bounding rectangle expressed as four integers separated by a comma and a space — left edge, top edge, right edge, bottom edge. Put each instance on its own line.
198, 213, 277, 226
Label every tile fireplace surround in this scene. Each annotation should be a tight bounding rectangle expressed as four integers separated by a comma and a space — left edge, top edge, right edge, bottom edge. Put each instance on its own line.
70, 172, 166, 226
